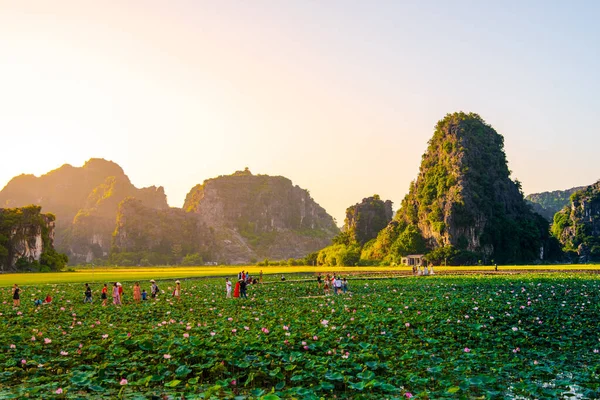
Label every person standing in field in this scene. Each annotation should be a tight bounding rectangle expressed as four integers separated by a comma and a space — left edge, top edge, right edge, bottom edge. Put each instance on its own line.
342, 278, 348, 294
317, 274, 322, 289
324, 275, 330, 295
226, 278, 232, 298
84, 283, 93, 303
12, 284, 21, 307
101, 283, 108, 306
239, 279, 248, 299
117, 282, 124, 302
133, 282, 141, 303
173, 280, 181, 301
234, 280, 240, 298
112, 282, 121, 306
150, 280, 158, 298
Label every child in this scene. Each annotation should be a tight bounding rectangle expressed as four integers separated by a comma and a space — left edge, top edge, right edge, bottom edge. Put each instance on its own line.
12, 284, 21, 307
141, 289, 147, 301
101, 284, 108, 306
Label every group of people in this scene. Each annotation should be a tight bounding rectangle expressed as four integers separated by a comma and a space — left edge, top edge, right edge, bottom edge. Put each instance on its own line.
226, 269, 262, 299
317, 274, 349, 295
412, 264, 434, 276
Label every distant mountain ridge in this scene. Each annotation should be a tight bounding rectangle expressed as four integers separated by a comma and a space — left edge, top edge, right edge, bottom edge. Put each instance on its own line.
0, 162, 338, 265
526, 186, 586, 222
0, 158, 168, 262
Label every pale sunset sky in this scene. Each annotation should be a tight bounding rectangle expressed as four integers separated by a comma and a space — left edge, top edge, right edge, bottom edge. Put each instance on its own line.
1, 1, 599, 224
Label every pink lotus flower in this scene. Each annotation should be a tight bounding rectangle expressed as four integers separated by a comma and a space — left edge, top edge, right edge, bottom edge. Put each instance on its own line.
9, 344, 15, 349
230, 379, 237, 386
464, 347, 471, 353
186, 326, 192, 330
244, 326, 250, 330
313, 335, 318, 341
21, 359, 26, 365
210, 332, 216, 336
55, 388, 63, 394
44, 338, 52, 344
303, 345, 309, 350
405, 393, 413, 398
261, 328, 269, 334
31, 336, 36, 341
60, 351, 68, 356
17, 311, 22, 315
321, 320, 329, 326
231, 329, 237, 333
183, 333, 190, 338
283, 325, 289, 330
102, 334, 108, 339
120, 378, 128, 385
405, 323, 410, 327
228, 317, 233, 321
163, 354, 171, 359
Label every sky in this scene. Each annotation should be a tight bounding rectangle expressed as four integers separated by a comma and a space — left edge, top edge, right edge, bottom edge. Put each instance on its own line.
1, 0, 599, 224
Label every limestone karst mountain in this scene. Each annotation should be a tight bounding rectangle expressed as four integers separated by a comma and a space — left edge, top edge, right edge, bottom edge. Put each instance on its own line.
362, 112, 556, 265
0, 159, 168, 262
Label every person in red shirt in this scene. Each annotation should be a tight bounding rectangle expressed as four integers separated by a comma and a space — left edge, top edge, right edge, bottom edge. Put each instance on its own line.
101, 283, 108, 306
44, 294, 52, 304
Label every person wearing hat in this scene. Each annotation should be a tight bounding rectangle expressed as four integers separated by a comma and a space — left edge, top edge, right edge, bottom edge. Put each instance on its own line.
117, 282, 124, 302
173, 280, 181, 301
150, 280, 159, 298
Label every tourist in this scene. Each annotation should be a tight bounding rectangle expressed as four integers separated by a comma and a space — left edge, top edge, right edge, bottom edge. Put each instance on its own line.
12, 284, 21, 307
317, 274, 322, 288
173, 280, 181, 301
324, 275, 330, 295
259, 270, 263, 284
84, 283, 93, 303
226, 278, 232, 298
239, 279, 248, 299
242, 271, 246, 281
342, 278, 348, 294
238, 271, 242, 280
44, 294, 52, 304
133, 282, 141, 303
150, 280, 159, 298
333, 276, 339, 295
234, 280, 240, 298
141, 289, 147, 301
281, 274, 286, 281
101, 284, 108, 306
117, 282, 123, 302
112, 282, 121, 306
33, 298, 42, 306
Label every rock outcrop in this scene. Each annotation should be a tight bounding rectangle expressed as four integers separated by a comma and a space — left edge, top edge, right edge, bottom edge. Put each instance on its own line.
526, 186, 585, 222
344, 195, 393, 245
552, 181, 600, 262
364, 112, 553, 265
0, 159, 168, 262
182, 168, 339, 263
0, 205, 66, 271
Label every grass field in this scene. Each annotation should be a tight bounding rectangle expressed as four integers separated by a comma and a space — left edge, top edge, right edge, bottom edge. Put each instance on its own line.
0, 264, 598, 287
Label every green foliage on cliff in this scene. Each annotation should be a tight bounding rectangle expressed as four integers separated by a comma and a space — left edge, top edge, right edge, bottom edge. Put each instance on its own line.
552, 181, 600, 262
0, 205, 67, 272
526, 186, 585, 222
366, 112, 558, 265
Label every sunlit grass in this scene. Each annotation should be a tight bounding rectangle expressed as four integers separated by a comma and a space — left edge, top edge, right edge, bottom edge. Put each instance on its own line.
0, 264, 597, 287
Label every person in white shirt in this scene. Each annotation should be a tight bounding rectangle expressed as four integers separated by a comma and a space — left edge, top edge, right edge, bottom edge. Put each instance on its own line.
226, 278, 232, 298
334, 277, 342, 295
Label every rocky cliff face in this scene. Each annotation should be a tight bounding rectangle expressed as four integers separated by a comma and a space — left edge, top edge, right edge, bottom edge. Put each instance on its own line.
344, 195, 393, 245
526, 186, 585, 222
0, 206, 56, 271
0, 159, 168, 262
365, 112, 553, 265
182, 169, 338, 263
552, 181, 600, 262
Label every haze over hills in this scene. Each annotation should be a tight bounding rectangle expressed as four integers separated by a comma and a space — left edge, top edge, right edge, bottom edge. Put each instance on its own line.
526, 187, 586, 222
0, 162, 338, 265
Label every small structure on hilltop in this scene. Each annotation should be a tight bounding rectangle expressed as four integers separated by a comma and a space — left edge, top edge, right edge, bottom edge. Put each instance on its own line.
401, 254, 426, 267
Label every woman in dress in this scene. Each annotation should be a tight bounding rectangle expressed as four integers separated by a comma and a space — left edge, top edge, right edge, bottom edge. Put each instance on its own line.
173, 280, 181, 301
233, 280, 240, 298
133, 282, 142, 303
112, 282, 121, 306
12, 284, 21, 307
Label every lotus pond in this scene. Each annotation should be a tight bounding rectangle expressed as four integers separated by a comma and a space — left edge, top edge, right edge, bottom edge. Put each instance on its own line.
0, 273, 599, 399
